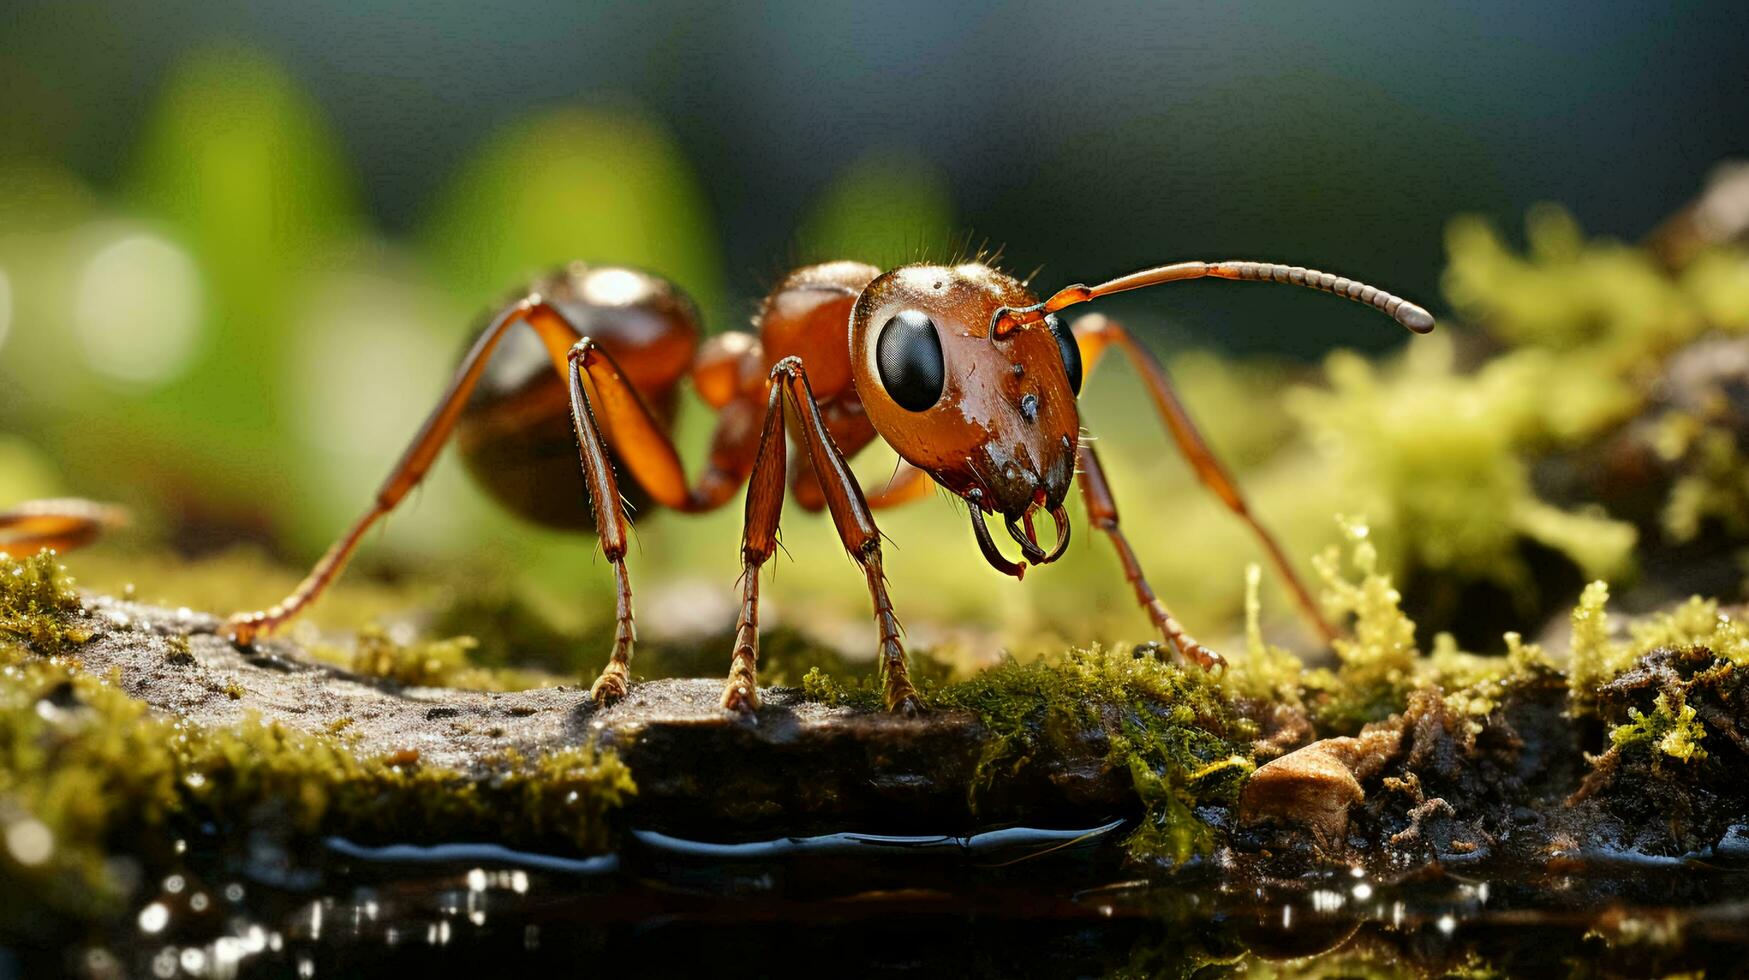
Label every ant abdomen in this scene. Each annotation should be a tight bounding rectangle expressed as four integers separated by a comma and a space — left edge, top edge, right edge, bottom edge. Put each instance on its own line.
455, 263, 701, 531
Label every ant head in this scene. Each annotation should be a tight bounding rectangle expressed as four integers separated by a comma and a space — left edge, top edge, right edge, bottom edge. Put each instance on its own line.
850, 263, 1081, 578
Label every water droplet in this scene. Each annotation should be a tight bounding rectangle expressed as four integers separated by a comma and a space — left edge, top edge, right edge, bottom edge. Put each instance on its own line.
138, 902, 170, 933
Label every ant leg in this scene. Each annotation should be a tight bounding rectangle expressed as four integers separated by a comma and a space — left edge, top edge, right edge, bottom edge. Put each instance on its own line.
561, 329, 776, 703
1077, 440, 1224, 671
786, 424, 929, 512
1072, 314, 1338, 646
0, 499, 127, 556
767, 357, 919, 714
224, 298, 583, 643
563, 340, 640, 704
536, 306, 762, 514
735, 413, 927, 709
722, 378, 788, 711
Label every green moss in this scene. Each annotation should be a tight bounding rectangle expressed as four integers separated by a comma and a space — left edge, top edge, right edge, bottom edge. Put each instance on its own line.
800, 665, 882, 711
1305, 521, 1421, 730
1443, 204, 1704, 362
0, 552, 90, 655
1430, 631, 1558, 730
783, 633, 961, 709
311, 623, 563, 692
1568, 581, 1623, 712
1566, 586, 1749, 717
1298, 522, 1567, 733
1220, 564, 1308, 708
1279, 207, 1749, 610
1658, 420, 1749, 544
933, 647, 1253, 865
0, 639, 634, 927
68, 547, 443, 639
1608, 691, 1708, 765
162, 633, 196, 666
1292, 337, 1637, 599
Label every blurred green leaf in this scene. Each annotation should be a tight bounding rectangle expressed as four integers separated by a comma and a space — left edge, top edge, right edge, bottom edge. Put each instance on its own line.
122, 44, 360, 454
423, 107, 722, 321
795, 150, 954, 268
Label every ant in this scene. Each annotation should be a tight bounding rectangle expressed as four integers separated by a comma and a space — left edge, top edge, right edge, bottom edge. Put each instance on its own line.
13, 257, 1433, 714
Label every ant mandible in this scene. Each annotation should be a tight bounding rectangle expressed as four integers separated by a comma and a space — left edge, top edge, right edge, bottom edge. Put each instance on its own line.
208, 256, 1432, 714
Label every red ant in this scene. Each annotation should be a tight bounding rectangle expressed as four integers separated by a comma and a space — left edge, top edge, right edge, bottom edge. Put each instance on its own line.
11, 258, 1432, 714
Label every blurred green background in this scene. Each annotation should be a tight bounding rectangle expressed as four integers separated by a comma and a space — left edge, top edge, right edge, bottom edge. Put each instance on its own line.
1, 1, 1745, 666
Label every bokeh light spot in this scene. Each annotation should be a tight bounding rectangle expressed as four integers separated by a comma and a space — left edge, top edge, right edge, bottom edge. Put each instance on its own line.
74, 231, 203, 386
4, 817, 52, 866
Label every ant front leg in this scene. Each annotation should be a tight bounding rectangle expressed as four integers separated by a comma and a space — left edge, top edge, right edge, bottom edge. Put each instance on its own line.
1072, 314, 1338, 646
723, 376, 788, 712
726, 357, 919, 715
1077, 441, 1223, 671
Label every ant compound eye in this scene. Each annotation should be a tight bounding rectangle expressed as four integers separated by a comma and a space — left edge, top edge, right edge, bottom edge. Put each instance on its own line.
1047, 314, 1082, 395
875, 310, 945, 412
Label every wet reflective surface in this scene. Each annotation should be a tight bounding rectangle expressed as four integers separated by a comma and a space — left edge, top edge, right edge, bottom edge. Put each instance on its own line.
28, 821, 1749, 978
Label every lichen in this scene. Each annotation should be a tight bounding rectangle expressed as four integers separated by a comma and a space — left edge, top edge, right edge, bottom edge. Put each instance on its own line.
932, 647, 1254, 865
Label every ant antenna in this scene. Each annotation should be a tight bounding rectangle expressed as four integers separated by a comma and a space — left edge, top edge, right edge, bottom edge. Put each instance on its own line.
993, 260, 1435, 336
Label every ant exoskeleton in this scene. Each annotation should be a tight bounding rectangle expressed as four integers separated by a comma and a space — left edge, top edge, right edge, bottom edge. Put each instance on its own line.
23, 256, 1432, 714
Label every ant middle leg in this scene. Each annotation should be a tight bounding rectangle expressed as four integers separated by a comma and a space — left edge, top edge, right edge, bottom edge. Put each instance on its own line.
784, 407, 932, 513
1077, 440, 1224, 671
1071, 313, 1338, 646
